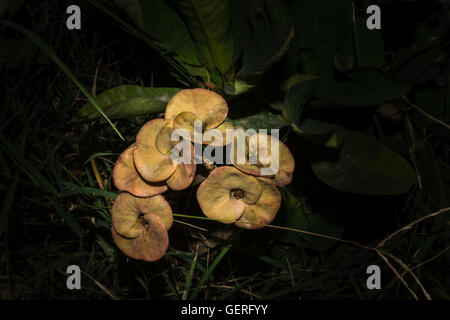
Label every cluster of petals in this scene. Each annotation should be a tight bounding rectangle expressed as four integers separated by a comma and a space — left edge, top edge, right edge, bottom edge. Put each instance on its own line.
110, 88, 296, 261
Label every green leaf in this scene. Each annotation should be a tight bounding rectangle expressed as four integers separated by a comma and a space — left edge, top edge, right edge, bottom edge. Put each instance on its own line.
283, 78, 317, 126
287, 0, 352, 96
279, 189, 307, 230
112, 0, 205, 79
139, 0, 205, 77
293, 118, 343, 149
295, 0, 351, 54
285, 0, 351, 77
113, 0, 143, 26
279, 73, 318, 95
311, 68, 411, 108
72, 85, 180, 121
309, 130, 416, 195
174, 0, 234, 78
238, 0, 293, 77
228, 111, 288, 130
334, 18, 384, 71
230, 0, 249, 64
390, 38, 441, 84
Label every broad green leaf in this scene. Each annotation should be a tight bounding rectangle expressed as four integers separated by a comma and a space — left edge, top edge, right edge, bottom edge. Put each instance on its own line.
294, 0, 351, 54
390, 39, 441, 84
309, 130, 416, 195
287, 0, 351, 96
72, 85, 180, 121
279, 189, 307, 230
101, 97, 167, 119
174, 0, 234, 78
390, 23, 442, 84
311, 68, 411, 108
230, 0, 249, 64
283, 78, 317, 126
285, 0, 351, 71
238, 0, 293, 77
113, 0, 205, 78
113, 0, 143, 26
139, 0, 205, 77
293, 118, 343, 149
227, 111, 288, 130
279, 73, 318, 94
334, 18, 384, 70
297, 48, 320, 76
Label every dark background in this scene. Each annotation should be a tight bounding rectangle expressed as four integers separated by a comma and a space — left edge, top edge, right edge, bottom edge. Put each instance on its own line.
0, 0, 449, 300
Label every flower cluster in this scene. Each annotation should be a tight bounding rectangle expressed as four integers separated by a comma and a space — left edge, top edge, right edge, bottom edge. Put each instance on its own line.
110, 88, 295, 262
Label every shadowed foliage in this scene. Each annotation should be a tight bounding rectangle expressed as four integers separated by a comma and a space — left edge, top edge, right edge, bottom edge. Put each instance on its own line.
0, 0, 449, 300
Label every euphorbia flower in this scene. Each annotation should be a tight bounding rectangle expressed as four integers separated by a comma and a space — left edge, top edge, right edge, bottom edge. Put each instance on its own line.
196, 166, 281, 229
133, 118, 196, 191
232, 132, 295, 187
111, 192, 172, 262
113, 144, 167, 197
164, 88, 231, 145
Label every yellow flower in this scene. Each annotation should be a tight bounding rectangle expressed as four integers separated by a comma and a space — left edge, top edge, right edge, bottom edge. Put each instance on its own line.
197, 166, 281, 229
111, 192, 172, 262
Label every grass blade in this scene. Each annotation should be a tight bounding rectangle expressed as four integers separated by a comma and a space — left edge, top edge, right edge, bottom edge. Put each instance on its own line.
190, 244, 232, 299
182, 250, 198, 300
0, 19, 125, 140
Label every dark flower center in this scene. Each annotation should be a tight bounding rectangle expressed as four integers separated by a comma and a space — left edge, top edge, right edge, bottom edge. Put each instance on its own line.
230, 189, 244, 200
138, 214, 148, 227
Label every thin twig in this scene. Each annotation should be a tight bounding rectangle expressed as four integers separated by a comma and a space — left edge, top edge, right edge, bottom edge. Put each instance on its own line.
377, 207, 450, 248
403, 96, 450, 130
376, 250, 419, 300
403, 105, 423, 190
379, 249, 432, 300
403, 246, 450, 275
173, 219, 208, 232
285, 256, 295, 288
173, 207, 450, 300
90, 59, 101, 98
